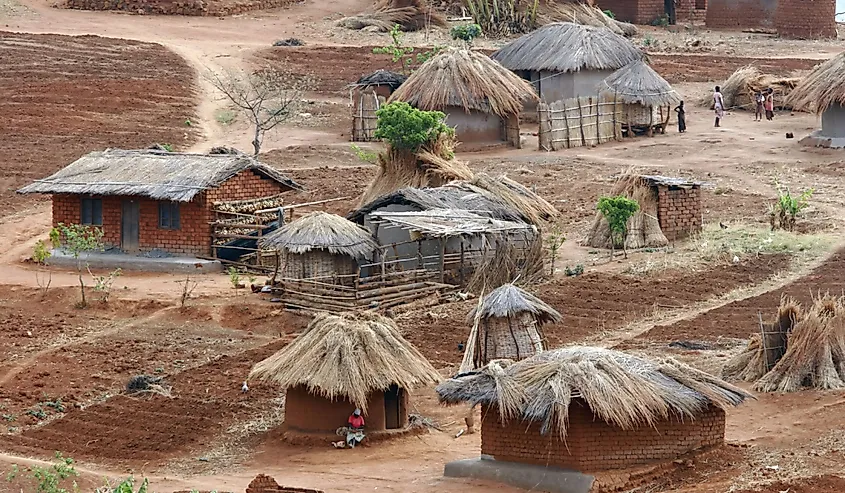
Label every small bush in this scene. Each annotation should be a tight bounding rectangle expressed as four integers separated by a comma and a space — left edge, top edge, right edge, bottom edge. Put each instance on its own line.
227, 266, 243, 288
350, 144, 377, 163
32, 240, 52, 265
126, 375, 161, 394
597, 196, 640, 258
7, 452, 79, 493
450, 23, 482, 44
770, 182, 813, 232
564, 264, 584, 277
273, 38, 304, 47
374, 102, 452, 150
651, 14, 669, 27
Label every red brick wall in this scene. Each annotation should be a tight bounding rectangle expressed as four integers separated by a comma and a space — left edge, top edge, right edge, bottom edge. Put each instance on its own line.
657, 185, 702, 241
50, 170, 289, 256
480, 401, 726, 472
775, 0, 837, 38
676, 0, 707, 22
706, 0, 778, 28
598, 0, 667, 24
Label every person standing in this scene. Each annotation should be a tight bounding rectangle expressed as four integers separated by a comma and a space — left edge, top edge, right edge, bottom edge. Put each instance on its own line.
765, 88, 775, 121
674, 101, 686, 133
755, 91, 765, 121
713, 86, 725, 128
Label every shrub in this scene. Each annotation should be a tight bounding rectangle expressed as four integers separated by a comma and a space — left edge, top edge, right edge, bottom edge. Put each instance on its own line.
565, 264, 584, 277
450, 23, 482, 45
597, 196, 640, 258
770, 183, 813, 232
32, 240, 52, 265
374, 102, 452, 150
651, 14, 669, 27
51, 223, 104, 307
7, 452, 79, 493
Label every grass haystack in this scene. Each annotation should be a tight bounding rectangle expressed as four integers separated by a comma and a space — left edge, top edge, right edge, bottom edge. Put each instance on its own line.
542, 1, 637, 37
250, 312, 441, 411
787, 52, 845, 114
469, 173, 558, 225
338, 0, 447, 32
703, 65, 802, 110
723, 293, 845, 392
259, 211, 378, 259
437, 346, 752, 436
585, 172, 668, 250
722, 296, 801, 382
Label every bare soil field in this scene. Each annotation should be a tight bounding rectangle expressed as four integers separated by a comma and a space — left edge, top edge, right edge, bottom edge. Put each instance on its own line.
0, 31, 198, 214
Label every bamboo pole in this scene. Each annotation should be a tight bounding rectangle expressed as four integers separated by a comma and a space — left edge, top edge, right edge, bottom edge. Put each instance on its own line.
577, 97, 586, 147
595, 95, 600, 145
562, 101, 571, 149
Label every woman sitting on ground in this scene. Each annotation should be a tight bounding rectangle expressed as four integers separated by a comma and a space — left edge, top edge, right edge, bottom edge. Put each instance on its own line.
346, 409, 365, 448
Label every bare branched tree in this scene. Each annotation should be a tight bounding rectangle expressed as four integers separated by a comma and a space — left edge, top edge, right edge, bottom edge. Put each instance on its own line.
207, 66, 311, 156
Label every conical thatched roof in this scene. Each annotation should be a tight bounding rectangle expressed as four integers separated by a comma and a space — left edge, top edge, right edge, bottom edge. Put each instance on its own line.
250, 312, 442, 411
437, 346, 752, 436
787, 52, 845, 114
259, 211, 378, 259
388, 48, 538, 116
491, 22, 642, 73
599, 60, 680, 107
467, 284, 562, 325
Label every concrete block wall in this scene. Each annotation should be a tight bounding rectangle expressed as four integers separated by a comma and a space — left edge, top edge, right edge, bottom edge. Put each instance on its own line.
657, 185, 703, 241
706, 0, 778, 28
775, 0, 837, 38
480, 401, 726, 472
65, 0, 296, 16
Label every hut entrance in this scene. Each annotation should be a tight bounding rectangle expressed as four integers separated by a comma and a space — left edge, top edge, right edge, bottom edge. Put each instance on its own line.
121, 199, 140, 253
384, 384, 403, 429
664, 0, 676, 24
352, 89, 383, 142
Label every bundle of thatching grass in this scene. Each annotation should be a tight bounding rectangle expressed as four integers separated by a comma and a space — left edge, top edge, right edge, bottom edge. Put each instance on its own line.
250, 312, 441, 411
701, 65, 802, 110
469, 173, 558, 226
584, 172, 668, 250
466, 232, 545, 293
722, 295, 801, 382
723, 293, 845, 392
438, 346, 752, 436
339, 0, 447, 32
542, 1, 637, 37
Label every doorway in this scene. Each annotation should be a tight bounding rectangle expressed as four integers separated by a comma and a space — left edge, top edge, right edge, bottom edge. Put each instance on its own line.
121, 200, 140, 253
664, 0, 677, 24
384, 384, 404, 429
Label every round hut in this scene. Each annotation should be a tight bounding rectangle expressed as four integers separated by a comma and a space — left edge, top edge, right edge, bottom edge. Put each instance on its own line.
491, 22, 643, 111
787, 51, 845, 148
259, 211, 378, 282
599, 59, 680, 137
466, 283, 561, 368
250, 312, 441, 440
350, 70, 407, 142
388, 48, 538, 149
437, 346, 752, 484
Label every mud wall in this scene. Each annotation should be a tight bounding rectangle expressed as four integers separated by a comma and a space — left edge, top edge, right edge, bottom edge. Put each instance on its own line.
480, 401, 726, 472
775, 0, 837, 38
64, 0, 296, 16
445, 108, 506, 145
656, 185, 703, 241
537, 69, 613, 103
284, 385, 409, 433
821, 104, 845, 138
706, 0, 778, 28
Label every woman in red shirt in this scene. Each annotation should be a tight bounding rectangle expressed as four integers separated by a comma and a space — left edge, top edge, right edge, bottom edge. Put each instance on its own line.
346, 409, 365, 448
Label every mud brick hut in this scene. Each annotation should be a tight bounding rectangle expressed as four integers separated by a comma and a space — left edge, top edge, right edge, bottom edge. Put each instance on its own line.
599, 60, 680, 136
437, 347, 752, 491
598, 0, 707, 24
775, 0, 837, 39
706, 0, 777, 29
787, 52, 845, 148
250, 312, 440, 441
491, 22, 642, 111
350, 70, 407, 142
259, 211, 378, 282
464, 283, 562, 368
387, 48, 538, 149
18, 149, 303, 256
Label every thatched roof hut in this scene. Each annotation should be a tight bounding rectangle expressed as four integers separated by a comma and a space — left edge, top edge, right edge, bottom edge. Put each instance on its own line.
388, 48, 537, 148
599, 60, 680, 108
251, 312, 441, 435
17, 148, 303, 201
350, 70, 407, 142
463, 284, 561, 369
787, 53, 845, 146
438, 346, 752, 436
260, 211, 378, 280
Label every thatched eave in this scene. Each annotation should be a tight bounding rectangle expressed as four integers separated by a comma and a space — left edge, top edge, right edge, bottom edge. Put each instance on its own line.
787, 52, 845, 114
350, 69, 407, 91
259, 211, 379, 259
599, 60, 680, 107
467, 283, 561, 325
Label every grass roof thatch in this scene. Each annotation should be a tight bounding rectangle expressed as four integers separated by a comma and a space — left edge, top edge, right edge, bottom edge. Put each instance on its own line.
388, 48, 538, 116
17, 149, 303, 202
542, 2, 637, 37
259, 211, 378, 259
351, 69, 407, 91
467, 283, 562, 324
250, 312, 441, 411
706, 65, 802, 110
599, 60, 680, 107
787, 52, 845, 114
437, 346, 752, 436
491, 22, 642, 73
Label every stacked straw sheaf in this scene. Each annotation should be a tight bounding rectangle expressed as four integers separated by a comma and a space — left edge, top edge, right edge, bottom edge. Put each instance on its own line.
585, 172, 668, 250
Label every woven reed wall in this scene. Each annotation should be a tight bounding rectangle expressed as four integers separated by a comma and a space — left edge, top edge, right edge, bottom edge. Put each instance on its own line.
283, 250, 358, 280
478, 312, 544, 364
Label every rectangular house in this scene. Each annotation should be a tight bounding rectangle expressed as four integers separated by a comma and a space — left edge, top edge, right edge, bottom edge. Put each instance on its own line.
18, 148, 303, 257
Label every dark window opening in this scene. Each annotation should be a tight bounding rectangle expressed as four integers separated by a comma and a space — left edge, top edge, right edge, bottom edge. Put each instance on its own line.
695, 0, 706, 9
384, 384, 403, 430
81, 198, 102, 226
159, 202, 181, 230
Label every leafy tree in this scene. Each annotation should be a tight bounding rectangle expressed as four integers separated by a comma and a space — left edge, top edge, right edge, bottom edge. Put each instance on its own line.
51, 223, 104, 307
374, 102, 453, 151
597, 196, 640, 259
450, 24, 483, 45
207, 67, 311, 156
373, 25, 444, 75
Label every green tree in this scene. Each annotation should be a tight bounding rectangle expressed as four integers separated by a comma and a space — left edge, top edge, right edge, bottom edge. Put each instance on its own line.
450, 24, 483, 46
597, 196, 640, 259
374, 102, 453, 151
372, 25, 443, 75
51, 223, 104, 307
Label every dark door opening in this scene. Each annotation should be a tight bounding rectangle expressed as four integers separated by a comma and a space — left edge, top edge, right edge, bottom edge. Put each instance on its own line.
384, 384, 403, 429
664, 0, 677, 24
121, 200, 140, 253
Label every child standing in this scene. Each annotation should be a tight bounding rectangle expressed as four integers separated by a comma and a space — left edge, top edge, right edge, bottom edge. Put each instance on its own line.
765, 88, 775, 121
755, 91, 764, 121
674, 101, 686, 133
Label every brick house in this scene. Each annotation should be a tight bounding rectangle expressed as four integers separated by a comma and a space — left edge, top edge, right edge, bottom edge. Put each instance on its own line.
437, 347, 751, 489
598, 0, 707, 24
706, 0, 777, 29
18, 148, 303, 257
641, 175, 704, 241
